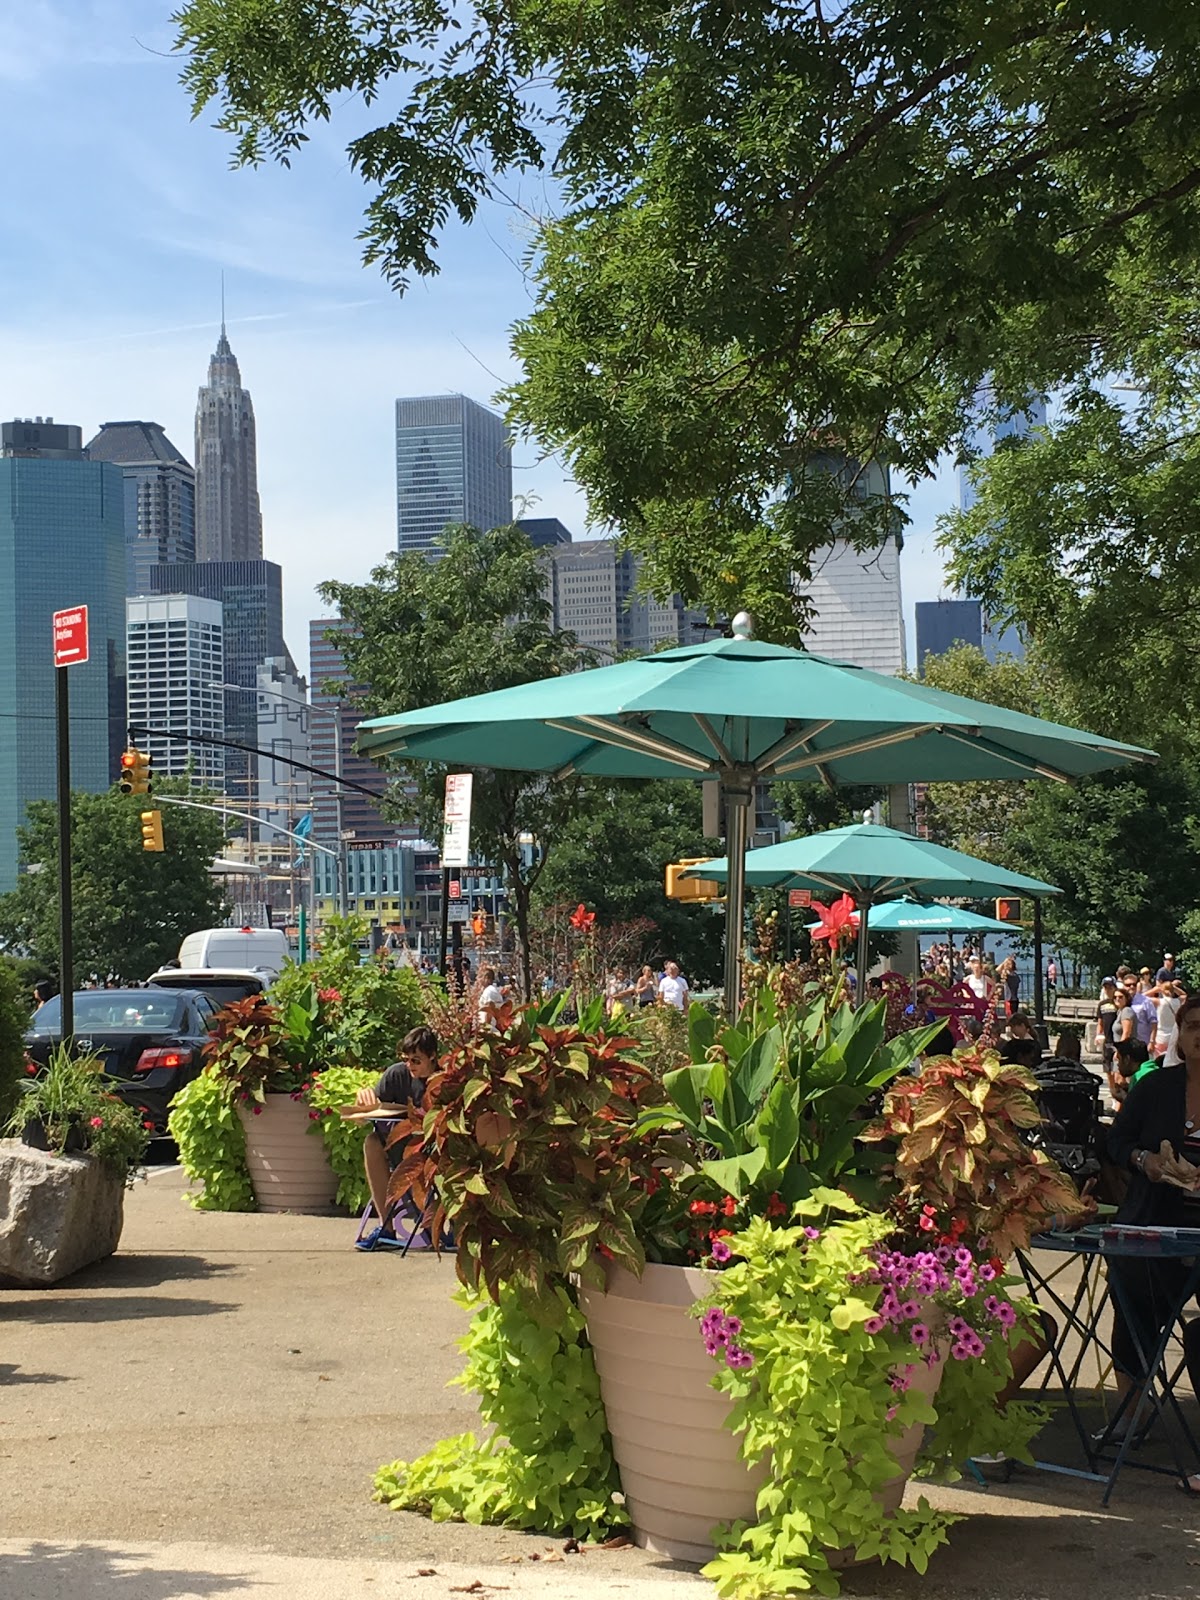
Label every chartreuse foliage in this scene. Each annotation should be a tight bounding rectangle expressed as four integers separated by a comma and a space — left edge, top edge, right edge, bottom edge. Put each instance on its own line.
168, 1069, 254, 1212
638, 993, 941, 1214
374, 1282, 627, 1540
305, 1065, 378, 1211
702, 1194, 951, 1597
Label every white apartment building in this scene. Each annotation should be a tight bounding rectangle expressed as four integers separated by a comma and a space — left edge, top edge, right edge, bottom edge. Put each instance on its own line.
794, 535, 906, 675
126, 594, 224, 786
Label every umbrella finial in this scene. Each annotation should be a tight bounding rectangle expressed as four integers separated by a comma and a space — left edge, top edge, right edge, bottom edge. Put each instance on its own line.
731, 610, 754, 639
862, 808, 873, 825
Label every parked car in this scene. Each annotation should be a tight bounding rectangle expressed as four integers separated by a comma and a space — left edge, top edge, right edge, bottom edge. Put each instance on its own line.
146, 968, 267, 1010
25, 988, 219, 1135
175, 926, 289, 979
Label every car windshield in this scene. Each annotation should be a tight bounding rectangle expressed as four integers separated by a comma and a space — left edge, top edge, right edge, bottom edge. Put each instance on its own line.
32, 993, 187, 1032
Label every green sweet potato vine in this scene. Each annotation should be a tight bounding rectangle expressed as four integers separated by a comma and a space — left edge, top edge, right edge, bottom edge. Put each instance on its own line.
374, 1281, 627, 1541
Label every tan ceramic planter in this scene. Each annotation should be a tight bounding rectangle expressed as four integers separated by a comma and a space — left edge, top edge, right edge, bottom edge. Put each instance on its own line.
581, 1263, 945, 1567
238, 1095, 338, 1213
579, 1261, 767, 1564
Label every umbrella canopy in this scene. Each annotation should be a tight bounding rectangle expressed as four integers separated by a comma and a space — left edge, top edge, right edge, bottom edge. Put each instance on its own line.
805, 898, 1019, 936
356, 616, 1148, 1010
685, 822, 1059, 985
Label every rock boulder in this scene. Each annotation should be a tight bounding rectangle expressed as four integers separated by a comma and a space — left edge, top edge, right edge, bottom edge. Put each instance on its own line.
0, 1140, 126, 1287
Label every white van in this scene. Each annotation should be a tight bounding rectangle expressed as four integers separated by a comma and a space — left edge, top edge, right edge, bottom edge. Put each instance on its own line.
175, 926, 290, 979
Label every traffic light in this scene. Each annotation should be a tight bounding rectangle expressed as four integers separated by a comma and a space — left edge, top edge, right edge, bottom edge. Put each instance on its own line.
995, 897, 1022, 923
665, 859, 724, 902
140, 809, 164, 852
120, 748, 152, 796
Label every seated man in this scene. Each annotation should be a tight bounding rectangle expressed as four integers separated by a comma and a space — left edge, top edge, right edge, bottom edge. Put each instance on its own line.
354, 1025, 439, 1252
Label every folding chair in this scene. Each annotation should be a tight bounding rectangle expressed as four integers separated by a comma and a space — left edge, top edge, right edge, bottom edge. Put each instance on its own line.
354, 1113, 449, 1255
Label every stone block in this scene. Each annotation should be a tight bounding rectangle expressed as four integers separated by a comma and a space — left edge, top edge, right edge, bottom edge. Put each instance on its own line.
0, 1140, 126, 1288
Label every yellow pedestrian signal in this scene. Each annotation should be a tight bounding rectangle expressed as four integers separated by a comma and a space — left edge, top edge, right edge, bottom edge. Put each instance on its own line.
140, 809, 164, 852
120, 748, 153, 796
665, 859, 723, 902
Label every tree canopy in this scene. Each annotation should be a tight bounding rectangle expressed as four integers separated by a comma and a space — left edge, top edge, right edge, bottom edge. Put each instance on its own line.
0, 781, 229, 983
176, 0, 1200, 635
317, 524, 583, 992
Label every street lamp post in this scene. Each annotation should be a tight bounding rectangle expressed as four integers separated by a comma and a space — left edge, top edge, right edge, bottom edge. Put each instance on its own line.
219, 682, 349, 918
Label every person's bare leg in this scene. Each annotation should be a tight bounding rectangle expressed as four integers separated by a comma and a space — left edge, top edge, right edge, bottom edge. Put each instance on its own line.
364, 1131, 390, 1218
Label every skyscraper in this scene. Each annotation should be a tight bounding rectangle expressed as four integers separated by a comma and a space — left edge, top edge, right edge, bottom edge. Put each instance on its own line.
0, 420, 126, 892
395, 394, 512, 555
914, 598, 984, 671
150, 559, 286, 806
86, 420, 196, 596
194, 324, 263, 563
125, 595, 224, 786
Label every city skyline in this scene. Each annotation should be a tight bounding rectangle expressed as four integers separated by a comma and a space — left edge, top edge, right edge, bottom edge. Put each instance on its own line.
0, 0, 958, 684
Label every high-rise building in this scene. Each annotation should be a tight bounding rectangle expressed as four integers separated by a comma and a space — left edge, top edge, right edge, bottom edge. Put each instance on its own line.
86, 421, 196, 596
545, 540, 705, 656
395, 394, 512, 555
0, 421, 126, 892
308, 618, 413, 847
125, 595, 224, 786
194, 324, 263, 563
914, 598, 984, 671
517, 516, 572, 549
150, 559, 286, 806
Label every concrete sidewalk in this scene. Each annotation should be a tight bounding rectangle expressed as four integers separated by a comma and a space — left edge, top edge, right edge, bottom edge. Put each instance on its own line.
3, 1169, 1200, 1599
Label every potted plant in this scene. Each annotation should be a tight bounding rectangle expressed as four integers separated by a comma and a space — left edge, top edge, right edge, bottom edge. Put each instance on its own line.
375, 982, 1077, 1595
169, 922, 424, 1213
1, 1045, 151, 1286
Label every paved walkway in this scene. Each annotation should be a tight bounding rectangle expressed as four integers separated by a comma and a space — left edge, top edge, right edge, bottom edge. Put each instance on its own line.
3, 1170, 1200, 1598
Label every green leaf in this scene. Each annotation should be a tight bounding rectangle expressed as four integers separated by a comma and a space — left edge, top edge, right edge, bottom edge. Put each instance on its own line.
754, 1076, 800, 1175
701, 1148, 767, 1197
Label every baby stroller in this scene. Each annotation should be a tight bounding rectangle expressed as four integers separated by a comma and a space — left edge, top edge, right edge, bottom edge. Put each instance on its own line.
1025, 1057, 1103, 1185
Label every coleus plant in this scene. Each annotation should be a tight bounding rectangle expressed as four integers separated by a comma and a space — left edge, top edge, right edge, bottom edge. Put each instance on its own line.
388, 994, 669, 1324
861, 1047, 1083, 1259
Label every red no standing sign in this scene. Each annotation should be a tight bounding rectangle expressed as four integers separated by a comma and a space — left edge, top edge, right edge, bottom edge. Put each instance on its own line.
52, 606, 89, 668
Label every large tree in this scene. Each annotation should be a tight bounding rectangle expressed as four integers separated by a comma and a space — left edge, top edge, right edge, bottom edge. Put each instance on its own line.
317, 525, 584, 994
0, 781, 229, 983
176, 0, 1200, 635
914, 645, 1200, 975
531, 779, 725, 983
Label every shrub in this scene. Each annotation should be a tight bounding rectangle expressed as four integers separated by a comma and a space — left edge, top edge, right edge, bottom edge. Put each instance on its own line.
168, 1069, 255, 1211
0, 961, 29, 1126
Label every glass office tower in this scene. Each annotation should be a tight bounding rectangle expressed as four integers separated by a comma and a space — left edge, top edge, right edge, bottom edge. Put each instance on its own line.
0, 422, 126, 892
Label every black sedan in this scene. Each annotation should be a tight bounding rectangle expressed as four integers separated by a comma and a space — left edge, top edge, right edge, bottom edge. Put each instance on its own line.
25, 988, 219, 1134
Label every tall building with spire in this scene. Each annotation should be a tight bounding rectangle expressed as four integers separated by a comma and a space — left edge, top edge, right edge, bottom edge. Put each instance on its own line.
194, 323, 263, 563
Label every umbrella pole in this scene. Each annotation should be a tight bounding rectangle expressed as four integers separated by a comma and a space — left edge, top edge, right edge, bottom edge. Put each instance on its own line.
856, 901, 871, 1001
722, 777, 752, 1019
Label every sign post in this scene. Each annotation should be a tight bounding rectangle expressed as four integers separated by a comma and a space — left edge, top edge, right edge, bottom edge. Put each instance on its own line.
52, 606, 88, 1041
440, 774, 473, 981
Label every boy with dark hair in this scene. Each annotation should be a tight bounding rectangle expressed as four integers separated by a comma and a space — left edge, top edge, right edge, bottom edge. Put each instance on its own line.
353, 1025, 439, 1252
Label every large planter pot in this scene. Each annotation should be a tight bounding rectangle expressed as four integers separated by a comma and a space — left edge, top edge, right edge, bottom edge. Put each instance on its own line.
238, 1095, 338, 1213
581, 1262, 945, 1567
0, 1140, 125, 1287
579, 1261, 767, 1564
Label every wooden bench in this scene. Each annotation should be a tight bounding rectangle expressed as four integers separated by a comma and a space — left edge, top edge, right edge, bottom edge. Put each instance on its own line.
1046, 996, 1096, 1028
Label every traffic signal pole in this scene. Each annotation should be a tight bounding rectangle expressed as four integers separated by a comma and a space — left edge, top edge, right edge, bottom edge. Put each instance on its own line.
55, 665, 73, 1041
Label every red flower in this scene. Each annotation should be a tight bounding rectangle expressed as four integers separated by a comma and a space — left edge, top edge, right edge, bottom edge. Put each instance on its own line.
252, 1105, 262, 1116
721, 1195, 738, 1218
142, 1120, 155, 1130
318, 988, 342, 1003
809, 893, 860, 946
89, 1116, 104, 1129
765, 1193, 787, 1219
919, 1214, 935, 1232
569, 903, 596, 932
308, 1111, 320, 1121
25, 1062, 37, 1076
690, 1199, 718, 1217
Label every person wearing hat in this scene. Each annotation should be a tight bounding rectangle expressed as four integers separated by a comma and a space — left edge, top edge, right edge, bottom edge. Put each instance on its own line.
1157, 953, 1182, 986
1095, 977, 1120, 1069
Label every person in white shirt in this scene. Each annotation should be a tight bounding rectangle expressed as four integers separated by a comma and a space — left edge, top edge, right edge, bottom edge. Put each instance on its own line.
477, 966, 506, 1026
657, 961, 690, 1011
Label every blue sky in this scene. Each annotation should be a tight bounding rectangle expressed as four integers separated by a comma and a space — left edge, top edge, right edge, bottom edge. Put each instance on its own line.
0, 1, 956, 675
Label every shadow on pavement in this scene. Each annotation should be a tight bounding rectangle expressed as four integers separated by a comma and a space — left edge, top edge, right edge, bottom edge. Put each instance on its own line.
0, 1295, 239, 1323
0, 1363, 71, 1385
1, 1543, 252, 1600
66, 1253, 237, 1289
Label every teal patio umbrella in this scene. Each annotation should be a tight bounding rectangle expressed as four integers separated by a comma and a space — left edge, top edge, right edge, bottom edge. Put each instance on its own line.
806, 898, 1017, 936
685, 822, 1059, 999
356, 615, 1149, 1011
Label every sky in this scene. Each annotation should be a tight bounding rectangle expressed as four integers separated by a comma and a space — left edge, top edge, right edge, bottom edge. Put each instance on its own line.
0, 1, 957, 678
